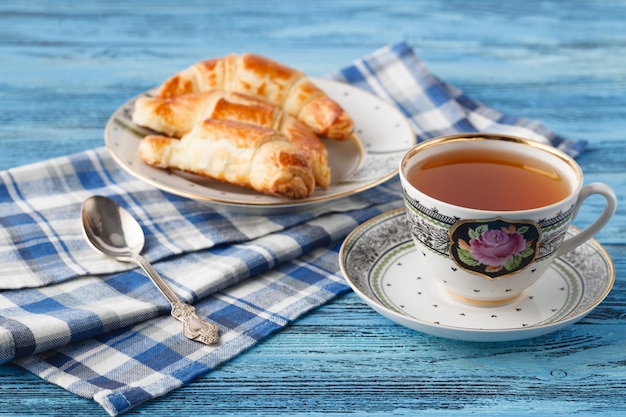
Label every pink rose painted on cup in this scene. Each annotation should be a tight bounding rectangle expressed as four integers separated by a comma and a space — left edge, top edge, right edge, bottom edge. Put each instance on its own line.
450, 219, 541, 279
469, 227, 526, 267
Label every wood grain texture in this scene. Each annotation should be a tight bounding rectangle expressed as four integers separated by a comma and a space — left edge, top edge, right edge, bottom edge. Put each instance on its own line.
1, 0, 625, 416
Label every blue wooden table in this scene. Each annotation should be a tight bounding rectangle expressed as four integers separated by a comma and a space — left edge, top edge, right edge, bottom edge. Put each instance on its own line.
1, 0, 625, 415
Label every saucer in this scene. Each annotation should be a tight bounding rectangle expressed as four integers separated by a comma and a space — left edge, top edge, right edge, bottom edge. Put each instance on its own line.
339, 208, 615, 342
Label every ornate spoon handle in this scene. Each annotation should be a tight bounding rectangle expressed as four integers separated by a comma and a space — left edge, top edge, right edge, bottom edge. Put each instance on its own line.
133, 254, 220, 345
171, 301, 220, 345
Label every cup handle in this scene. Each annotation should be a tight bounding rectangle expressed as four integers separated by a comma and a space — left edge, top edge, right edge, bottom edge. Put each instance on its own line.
556, 182, 617, 257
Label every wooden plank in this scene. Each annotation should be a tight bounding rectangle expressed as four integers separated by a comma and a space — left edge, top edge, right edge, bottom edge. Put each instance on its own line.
0, 0, 625, 415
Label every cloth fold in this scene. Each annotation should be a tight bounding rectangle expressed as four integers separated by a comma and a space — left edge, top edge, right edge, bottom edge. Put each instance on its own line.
0, 41, 586, 416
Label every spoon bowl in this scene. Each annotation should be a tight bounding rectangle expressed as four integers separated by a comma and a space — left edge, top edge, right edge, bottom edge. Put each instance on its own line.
81, 195, 220, 345
81, 195, 144, 261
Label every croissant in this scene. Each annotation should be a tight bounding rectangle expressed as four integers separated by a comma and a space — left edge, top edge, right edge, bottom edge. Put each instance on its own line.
156, 53, 354, 140
132, 91, 330, 187
138, 119, 315, 199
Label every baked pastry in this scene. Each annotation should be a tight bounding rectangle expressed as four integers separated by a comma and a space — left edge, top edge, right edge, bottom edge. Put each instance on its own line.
155, 53, 354, 140
132, 91, 331, 187
138, 119, 315, 199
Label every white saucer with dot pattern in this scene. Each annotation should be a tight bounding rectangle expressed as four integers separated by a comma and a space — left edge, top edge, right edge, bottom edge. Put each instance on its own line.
105, 78, 416, 214
340, 208, 615, 342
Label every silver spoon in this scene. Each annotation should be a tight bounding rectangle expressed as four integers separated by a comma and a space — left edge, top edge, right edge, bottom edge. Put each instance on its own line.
81, 195, 219, 345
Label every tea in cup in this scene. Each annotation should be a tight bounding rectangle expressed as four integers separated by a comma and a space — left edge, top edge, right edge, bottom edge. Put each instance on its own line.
399, 133, 617, 306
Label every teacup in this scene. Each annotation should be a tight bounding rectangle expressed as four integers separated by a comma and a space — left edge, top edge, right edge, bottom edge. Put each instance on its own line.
399, 133, 617, 306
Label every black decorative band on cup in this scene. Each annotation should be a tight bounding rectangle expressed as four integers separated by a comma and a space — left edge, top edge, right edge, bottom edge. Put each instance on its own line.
402, 190, 459, 226
402, 189, 575, 262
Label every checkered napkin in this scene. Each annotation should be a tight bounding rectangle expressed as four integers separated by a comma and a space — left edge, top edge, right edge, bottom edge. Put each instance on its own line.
0, 41, 586, 416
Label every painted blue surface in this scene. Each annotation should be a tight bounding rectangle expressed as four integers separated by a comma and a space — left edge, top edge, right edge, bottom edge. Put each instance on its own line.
1, 0, 625, 415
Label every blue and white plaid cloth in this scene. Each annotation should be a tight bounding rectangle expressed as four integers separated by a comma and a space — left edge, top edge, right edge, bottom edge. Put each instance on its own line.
0, 41, 586, 416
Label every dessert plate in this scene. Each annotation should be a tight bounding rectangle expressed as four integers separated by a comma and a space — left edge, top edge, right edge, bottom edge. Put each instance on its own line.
104, 78, 415, 214
339, 208, 615, 342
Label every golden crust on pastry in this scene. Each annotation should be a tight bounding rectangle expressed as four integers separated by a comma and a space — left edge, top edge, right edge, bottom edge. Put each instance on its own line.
138, 119, 315, 199
132, 91, 331, 187
156, 53, 354, 140
297, 94, 354, 142
158, 55, 237, 98
279, 116, 330, 188
132, 91, 277, 138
